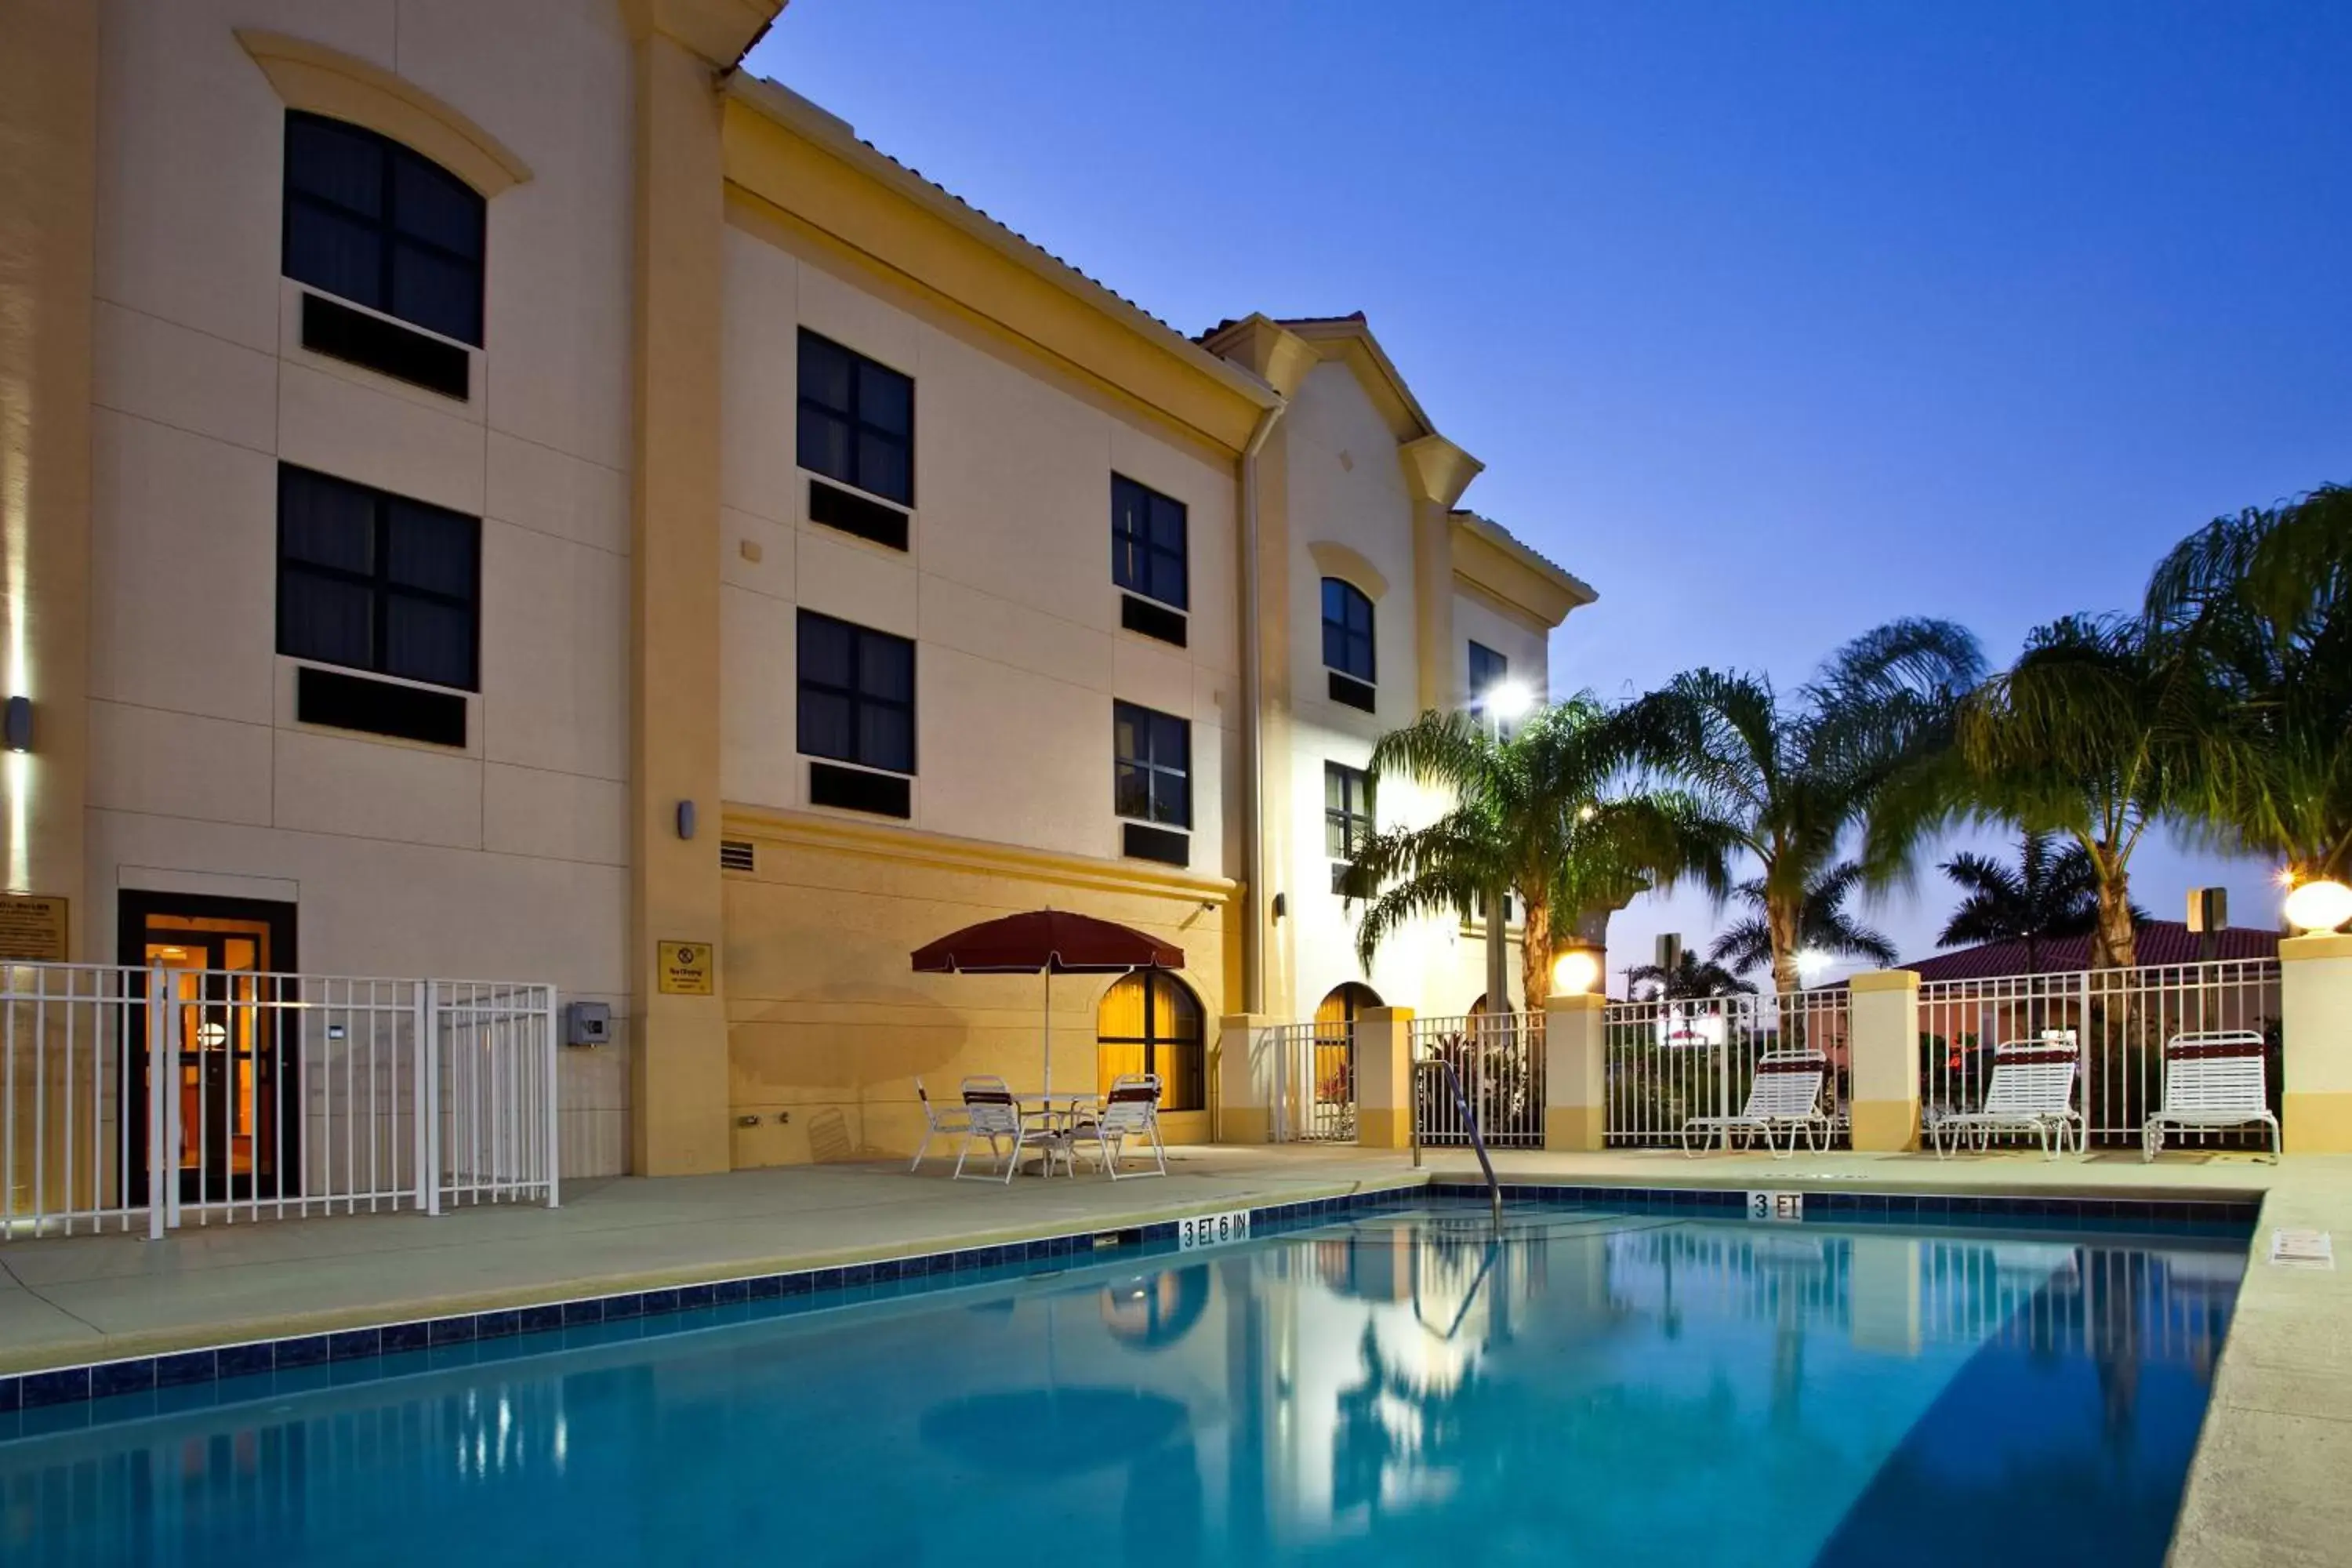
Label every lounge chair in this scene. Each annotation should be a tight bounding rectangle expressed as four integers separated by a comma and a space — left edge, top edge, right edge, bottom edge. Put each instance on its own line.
951, 1076, 1067, 1182
1061, 1074, 1168, 1179
1681, 1050, 1831, 1158
1926, 1035, 2083, 1160
2143, 1031, 2279, 1163
909, 1076, 971, 1171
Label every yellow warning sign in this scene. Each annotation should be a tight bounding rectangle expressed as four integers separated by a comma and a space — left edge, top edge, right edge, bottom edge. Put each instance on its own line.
657, 940, 714, 995
0, 894, 69, 962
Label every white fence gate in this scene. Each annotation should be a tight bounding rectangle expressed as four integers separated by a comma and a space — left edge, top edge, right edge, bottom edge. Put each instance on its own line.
1257, 1020, 1359, 1142
2, 961, 559, 1240
1602, 989, 1853, 1148
1918, 959, 2280, 1149
1410, 1011, 1547, 1148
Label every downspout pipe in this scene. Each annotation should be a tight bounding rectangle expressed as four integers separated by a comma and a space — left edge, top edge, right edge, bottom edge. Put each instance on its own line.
1239, 399, 1286, 1014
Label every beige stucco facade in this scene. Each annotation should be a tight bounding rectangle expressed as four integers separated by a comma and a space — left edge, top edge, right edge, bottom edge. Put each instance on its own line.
0, 1, 1593, 1177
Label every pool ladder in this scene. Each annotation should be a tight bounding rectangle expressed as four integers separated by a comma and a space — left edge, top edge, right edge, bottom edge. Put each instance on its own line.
1410, 1054, 1504, 1234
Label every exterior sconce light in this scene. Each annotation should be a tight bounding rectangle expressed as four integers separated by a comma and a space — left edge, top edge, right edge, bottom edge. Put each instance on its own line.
675, 800, 697, 840
3, 696, 30, 753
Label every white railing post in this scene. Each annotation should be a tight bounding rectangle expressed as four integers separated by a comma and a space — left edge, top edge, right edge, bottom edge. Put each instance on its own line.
144, 965, 167, 1240
543, 989, 561, 1207
411, 980, 431, 1214
423, 979, 442, 1217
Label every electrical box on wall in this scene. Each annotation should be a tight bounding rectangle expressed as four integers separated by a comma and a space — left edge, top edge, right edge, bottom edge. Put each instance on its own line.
564, 1000, 612, 1047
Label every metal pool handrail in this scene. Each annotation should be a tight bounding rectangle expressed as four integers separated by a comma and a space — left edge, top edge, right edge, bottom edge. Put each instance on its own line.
1412, 1053, 1504, 1232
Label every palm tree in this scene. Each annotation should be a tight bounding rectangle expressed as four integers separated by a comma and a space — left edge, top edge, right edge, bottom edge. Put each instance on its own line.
2146, 486, 2352, 883
1345, 697, 1734, 1011
1957, 614, 2241, 968
1708, 861, 1899, 979
1936, 830, 2107, 972
1622, 951, 1755, 1001
1621, 619, 1983, 996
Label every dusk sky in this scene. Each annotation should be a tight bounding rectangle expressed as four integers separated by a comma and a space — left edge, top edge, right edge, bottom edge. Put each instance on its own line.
746, 2, 2351, 990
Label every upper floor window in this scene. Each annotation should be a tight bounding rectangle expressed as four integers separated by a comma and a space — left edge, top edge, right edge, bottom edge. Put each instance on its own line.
1468, 641, 1509, 704
797, 611, 916, 775
283, 112, 485, 347
278, 464, 481, 691
798, 330, 914, 506
1113, 702, 1191, 829
1325, 762, 1374, 893
1321, 579, 1377, 684
1112, 475, 1188, 610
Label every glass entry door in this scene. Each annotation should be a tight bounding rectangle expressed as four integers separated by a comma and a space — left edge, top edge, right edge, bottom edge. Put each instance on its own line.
120, 893, 299, 1204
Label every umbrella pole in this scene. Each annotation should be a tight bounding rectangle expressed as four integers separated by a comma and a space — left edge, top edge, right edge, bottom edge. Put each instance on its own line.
1041, 967, 1051, 1096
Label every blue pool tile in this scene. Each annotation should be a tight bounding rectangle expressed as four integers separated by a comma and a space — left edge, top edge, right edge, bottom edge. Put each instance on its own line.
475, 1310, 521, 1340
844, 1262, 876, 1286
89, 1359, 155, 1399
276, 1334, 332, 1368
427, 1316, 477, 1346
604, 1293, 645, 1320
561, 1300, 604, 1327
713, 1279, 749, 1304
328, 1329, 382, 1362
23, 1368, 91, 1408
0, 1377, 20, 1413
782, 1271, 815, 1296
217, 1341, 276, 1377
518, 1304, 565, 1333
812, 1268, 845, 1293
641, 1289, 680, 1315
154, 1350, 218, 1388
379, 1322, 428, 1354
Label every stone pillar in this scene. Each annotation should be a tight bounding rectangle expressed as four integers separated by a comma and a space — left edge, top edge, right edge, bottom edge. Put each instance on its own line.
1356, 1007, 1414, 1149
1218, 1014, 1274, 1144
1848, 970, 1922, 1152
2281, 933, 2352, 1153
1544, 992, 1606, 1151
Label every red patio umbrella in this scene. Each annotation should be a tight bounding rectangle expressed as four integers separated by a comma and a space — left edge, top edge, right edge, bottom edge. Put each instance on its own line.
911, 909, 1183, 1094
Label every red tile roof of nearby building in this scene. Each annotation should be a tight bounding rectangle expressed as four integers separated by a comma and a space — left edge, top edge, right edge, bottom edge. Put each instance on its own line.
1902, 920, 2280, 982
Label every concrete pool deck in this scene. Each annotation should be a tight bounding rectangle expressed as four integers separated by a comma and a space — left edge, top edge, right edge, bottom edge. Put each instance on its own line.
1, 1143, 2343, 1562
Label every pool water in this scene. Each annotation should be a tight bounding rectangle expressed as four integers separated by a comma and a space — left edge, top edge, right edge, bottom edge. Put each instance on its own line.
0, 1205, 2245, 1566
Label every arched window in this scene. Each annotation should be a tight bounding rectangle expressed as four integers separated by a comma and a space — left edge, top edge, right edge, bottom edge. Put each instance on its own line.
283, 111, 486, 346
1096, 971, 1203, 1111
1320, 579, 1377, 684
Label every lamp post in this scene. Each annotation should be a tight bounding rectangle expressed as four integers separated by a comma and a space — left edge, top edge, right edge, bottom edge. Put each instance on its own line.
1479, 681, 1534, 1013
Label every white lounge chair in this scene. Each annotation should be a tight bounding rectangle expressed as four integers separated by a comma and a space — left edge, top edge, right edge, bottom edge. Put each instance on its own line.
1061, 1074, 1168, 1179
1681, 1050, 1830, 1158
909, 1076, 971, 1171
1927, 1035, 2083, 1160
951, 1076, 1066, 1182
2143, 1031, 2279, 1163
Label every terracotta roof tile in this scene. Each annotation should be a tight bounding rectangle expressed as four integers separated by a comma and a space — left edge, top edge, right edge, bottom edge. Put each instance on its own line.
1900, 920, 2279, 982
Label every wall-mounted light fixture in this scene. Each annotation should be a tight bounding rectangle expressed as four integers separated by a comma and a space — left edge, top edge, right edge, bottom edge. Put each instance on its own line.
675, 799, 697, 840
3, 696, 31, 753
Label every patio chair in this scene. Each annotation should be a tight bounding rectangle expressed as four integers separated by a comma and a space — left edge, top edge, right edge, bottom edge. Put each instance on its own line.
1926, 1036, 2083, 1160
2143, 1031, 2279, 1163
1680, 1050, 1831, 1159
1061, 1074, 1168, 1179
909, 1076, 971, 1172
951, 1076, 1067, 1182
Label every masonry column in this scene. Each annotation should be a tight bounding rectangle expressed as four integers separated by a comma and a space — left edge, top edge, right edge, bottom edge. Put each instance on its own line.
625, 9, 736, 1175
2281, 933, 2352, 1152
1218, 1014, 1275, 1144
1544, 992, 1606, 1151
0, 2, 96, 956
1356, 1007, 1414, 1149
1848, 971, 1922, 1152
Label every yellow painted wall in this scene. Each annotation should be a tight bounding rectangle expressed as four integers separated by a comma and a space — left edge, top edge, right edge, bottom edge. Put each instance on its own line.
721, 808, 1232, 1164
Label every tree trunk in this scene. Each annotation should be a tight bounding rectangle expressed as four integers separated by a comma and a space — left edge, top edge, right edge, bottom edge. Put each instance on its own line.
1519, 894, 1553, 1016
2089, 845, 2136, 969
1768, 898, 1802, 997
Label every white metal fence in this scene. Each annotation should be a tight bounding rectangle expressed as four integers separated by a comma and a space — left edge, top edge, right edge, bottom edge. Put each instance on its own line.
2, 961, 559, 1240
1257, 1021, 1358, 1142
1918, 959, 2281, 1149
1410, 1011, 1547, 1148
1602, 989, 1853, 1148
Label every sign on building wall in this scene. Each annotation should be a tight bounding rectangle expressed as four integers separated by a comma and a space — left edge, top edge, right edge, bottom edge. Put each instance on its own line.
657, 940, 715, 996
0, 894, 69, 961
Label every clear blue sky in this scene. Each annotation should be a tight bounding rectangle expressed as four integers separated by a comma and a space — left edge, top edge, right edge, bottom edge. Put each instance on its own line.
746, 2, 2351, 987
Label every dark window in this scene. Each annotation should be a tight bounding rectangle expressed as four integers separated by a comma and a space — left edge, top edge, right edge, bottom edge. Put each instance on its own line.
283, 112, 485, 347
797, 611, 916, 775
1468, 641, 1509, 704
1095, 970, 1205, 1112
1114, 701, 1190, 830
1322, 578, 1376, 684
808, 478, 909, 551
278, 465, 480, 691
296, 666, 466, 748
809, 760, 913, 818
1328, 672, 1377, 713
1112, 474, 1188, 611
1122, 822, 1190, 868
797, 330, 914, 506
300, 294, 470, 398
1325, 762, 1374, 866
1119, 594, 1188, 648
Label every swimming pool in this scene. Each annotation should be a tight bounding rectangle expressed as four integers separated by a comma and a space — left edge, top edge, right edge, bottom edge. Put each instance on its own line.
0, 1202, 2245, 1566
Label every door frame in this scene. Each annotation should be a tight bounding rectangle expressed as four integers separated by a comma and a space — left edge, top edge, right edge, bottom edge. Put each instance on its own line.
118, 890, 300, 1205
